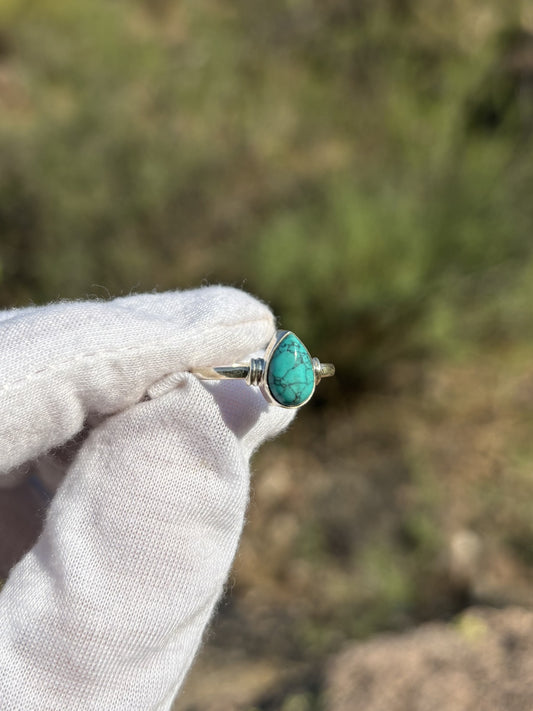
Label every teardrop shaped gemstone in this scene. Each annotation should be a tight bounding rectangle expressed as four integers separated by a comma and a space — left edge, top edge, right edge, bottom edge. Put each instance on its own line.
266, 333, 315, 407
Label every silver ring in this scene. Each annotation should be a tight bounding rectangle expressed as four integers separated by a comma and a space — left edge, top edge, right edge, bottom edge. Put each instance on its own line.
190, 330, 335, 409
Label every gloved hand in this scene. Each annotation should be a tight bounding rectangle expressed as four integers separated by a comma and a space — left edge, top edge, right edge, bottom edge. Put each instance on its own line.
0, 285, 295, 710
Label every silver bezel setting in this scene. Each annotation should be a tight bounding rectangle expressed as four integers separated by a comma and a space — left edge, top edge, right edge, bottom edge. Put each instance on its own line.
189, 329, 334, 408
258, 330, 317, 409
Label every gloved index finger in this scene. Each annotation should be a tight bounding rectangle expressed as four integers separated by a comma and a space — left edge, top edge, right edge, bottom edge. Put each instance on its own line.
0, 286, 275, 475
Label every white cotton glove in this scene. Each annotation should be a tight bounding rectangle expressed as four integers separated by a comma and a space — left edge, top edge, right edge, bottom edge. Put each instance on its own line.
0, 286, 295, 710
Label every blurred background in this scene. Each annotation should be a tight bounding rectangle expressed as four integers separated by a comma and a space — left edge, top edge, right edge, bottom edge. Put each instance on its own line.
2, 0, 533, 708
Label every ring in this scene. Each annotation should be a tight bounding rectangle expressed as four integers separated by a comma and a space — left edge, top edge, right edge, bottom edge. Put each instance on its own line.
190, 330, 335, 408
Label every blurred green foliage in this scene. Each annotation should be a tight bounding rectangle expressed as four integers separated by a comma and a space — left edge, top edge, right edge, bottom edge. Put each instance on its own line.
4, 5, 533, 704
1, 0, 533, 382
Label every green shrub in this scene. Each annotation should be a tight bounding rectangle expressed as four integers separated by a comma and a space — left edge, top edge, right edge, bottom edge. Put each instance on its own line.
0, 0, 531, 390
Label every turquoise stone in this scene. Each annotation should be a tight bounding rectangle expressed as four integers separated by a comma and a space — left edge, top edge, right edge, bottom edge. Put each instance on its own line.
266, 333, 315, 407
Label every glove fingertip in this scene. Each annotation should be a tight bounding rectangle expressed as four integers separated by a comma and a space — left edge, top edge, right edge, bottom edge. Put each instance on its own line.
200, 378, 296, 454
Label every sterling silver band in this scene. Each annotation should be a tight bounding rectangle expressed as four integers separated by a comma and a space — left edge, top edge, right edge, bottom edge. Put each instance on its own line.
192, 359, 335, 385
190, 329, 335, 409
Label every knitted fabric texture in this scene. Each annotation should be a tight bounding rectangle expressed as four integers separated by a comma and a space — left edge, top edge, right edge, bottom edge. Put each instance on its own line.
0, 286, 295, 710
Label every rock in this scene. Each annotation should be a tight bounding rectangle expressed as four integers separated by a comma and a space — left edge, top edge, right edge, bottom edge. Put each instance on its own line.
325, 606, 533, 711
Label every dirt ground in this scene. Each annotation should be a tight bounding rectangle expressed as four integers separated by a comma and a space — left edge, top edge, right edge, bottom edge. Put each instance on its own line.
175, 351, 533, 710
